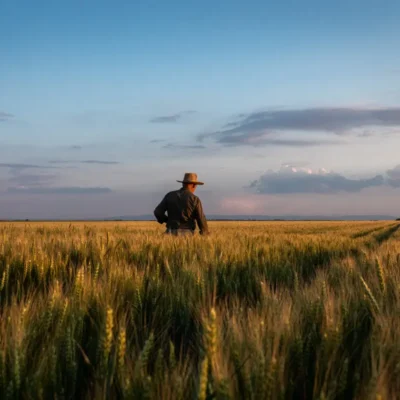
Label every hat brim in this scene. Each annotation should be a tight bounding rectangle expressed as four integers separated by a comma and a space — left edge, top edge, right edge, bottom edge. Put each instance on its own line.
177, 180, 204, 185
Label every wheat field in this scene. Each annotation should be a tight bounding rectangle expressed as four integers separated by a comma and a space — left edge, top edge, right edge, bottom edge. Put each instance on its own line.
0, 221, 399, 399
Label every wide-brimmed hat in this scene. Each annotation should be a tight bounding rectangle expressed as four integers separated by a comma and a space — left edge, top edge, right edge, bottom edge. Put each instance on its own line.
177, 172, 204, 185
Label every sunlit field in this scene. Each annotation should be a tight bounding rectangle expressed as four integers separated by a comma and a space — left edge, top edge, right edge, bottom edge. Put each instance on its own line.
0, 221, 399, 399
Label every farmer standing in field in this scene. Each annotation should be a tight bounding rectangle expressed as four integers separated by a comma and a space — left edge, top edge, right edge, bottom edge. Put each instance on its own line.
154, 173, 209, 236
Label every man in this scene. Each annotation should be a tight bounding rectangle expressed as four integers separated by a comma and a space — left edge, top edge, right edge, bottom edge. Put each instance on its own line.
154, 173, 209, 236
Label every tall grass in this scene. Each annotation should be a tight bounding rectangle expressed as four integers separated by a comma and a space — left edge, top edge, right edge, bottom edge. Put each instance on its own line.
0, 221, 399, 399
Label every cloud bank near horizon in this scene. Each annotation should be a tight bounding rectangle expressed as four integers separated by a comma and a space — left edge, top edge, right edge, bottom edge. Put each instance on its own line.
0, 158, 119, 196
48, 160, 119, 165
248, 165, 400, 194
7, 187, 112, 195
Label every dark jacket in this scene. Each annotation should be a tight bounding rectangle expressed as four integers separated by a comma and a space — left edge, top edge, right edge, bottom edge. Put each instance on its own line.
154, 188, 209, 234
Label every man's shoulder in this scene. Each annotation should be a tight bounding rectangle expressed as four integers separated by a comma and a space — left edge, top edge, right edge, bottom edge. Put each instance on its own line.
164, 189, 190, 200
190, 193, 201, 204
185, 191, 199, 200
165, 189, 180, 197
165, 189, 199, 201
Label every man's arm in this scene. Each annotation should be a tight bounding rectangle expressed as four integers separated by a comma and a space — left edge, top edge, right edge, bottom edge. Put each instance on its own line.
194, 198, 209, 235
154, 195, 168, 224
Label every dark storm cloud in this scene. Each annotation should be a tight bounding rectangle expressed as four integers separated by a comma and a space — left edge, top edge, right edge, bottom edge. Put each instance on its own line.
0, 112, 13, 121
7, 187, 113, 195
199, 107, 400, 145
250, 168, 385, 194
150, 110, 196, 123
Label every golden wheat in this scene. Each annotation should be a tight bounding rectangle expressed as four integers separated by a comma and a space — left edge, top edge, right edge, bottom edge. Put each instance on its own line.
0, 220, 397, 399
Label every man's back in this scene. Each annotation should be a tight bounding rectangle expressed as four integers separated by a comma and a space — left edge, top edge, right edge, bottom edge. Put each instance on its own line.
154, 187, 209, 235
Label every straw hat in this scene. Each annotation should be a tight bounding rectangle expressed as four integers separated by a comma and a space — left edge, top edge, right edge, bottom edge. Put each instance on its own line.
177, 172, 204, 185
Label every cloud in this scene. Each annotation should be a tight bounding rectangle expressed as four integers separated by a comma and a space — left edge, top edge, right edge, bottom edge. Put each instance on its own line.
150, 115, 181, 123
69, 145, 82, 150
3, 166, 112, 195
48, 160, 74, 165
0, 112, 13, 121
150, 110, 196, 123
199, 107, 400, 145
386, 165, 400, 187
80, 160, 119, 165
249, 166, 385, 194
357, 130, 374, 138
48, 160, 119, 165
356, 128, 399, 138
8, 173, 57, 188
150, 139, 166, 143
162, 143, 206, 150
7, 187, 112, 195
0, 163, 54, 170
217, 134, 343, 147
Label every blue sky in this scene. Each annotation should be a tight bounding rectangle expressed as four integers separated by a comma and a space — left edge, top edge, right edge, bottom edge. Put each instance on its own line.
1, 0, 400, 218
